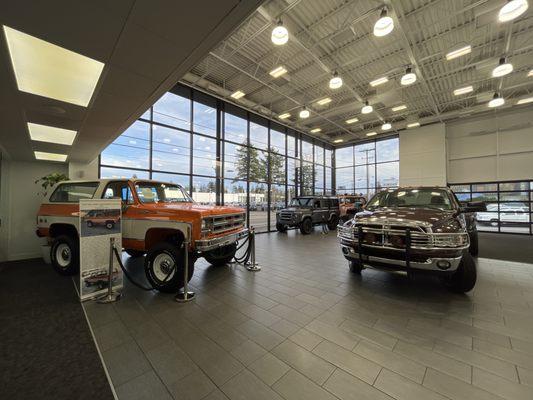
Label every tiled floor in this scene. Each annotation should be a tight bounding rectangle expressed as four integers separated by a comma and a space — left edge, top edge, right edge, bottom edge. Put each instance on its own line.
84, 230, 533, 400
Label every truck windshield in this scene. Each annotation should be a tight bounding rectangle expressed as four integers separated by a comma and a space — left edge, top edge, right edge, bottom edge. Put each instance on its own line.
135, 182, 193, 203
366, 189, 453, 211
290, 197, 312, 207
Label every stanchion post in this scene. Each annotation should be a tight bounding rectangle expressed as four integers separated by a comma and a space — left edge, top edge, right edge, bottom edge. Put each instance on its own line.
245, 226, 261, 271
175, 224, 196, 303
97, 237, 121, 304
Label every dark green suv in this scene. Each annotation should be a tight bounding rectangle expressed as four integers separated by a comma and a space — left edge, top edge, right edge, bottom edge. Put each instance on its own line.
276, 196, 340, 234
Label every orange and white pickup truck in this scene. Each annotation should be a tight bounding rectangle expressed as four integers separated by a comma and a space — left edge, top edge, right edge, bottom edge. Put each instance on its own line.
36, 179, 247, 292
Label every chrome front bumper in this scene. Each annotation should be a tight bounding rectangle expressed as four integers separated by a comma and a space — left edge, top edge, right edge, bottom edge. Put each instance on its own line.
340, 244, 462, 272
195, 228, 248, 252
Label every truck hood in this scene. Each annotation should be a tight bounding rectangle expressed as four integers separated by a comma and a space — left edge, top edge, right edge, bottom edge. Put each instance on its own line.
279, 207, 310, 213
140, 202, 245, 217
355, 207, 462, 232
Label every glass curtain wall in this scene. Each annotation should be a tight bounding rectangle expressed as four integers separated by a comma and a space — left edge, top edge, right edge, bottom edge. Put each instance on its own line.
449, 181, 532, 235
335, 137, 399, 199
100, 84, 333, 233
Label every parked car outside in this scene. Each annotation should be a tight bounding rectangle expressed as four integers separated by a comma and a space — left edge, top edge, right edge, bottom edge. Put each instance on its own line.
337, 187, 485, 293
476, 202, 530, 226
276, 196, 340, 234
338, 194, 366, 221
36, 179, 247, 292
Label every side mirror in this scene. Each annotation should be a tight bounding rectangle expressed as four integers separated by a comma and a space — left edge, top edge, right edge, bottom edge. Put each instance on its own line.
460, 201, 486, 213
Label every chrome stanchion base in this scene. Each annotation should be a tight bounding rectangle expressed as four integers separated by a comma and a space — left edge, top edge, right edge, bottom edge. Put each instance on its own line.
245, 262, 261, 271
96, 292, 121, 304
175, 290, 196, 303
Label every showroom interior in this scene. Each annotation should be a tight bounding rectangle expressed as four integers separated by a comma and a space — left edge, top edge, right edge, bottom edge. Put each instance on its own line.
1, 0, 533, 399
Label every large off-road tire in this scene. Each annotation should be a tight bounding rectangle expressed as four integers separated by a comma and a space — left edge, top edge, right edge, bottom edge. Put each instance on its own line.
86, 221, 93, 227
50, 235, 79, 276
276, 223, 288, 233
204, 243, 238, 266
443, 251, 477, 293
349, 259, 363, 274
468, 230, 479, 257
105, 221, 115, 230
327, 215, 339, 231
125, 249, 146, 258
144, 242, 194, 293
299, 218, 313, 235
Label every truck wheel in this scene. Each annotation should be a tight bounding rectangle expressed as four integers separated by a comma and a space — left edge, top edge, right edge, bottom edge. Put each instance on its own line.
468, 231, 479, 257
125, 249, 146, 258
349, 260, 363, 274
145, 242, 194, 293
50, 235, 79, 276
87, 221, 93, 227
204, 243, 237, 266
299, 218, 313, 235
443, 251, 477, 293
106, 221, 115, 229
276, 223, 288, 233
327, 215, 339, 231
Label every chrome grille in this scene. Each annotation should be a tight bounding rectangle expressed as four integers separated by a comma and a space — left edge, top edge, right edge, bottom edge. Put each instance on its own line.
208, 213, 245, 234
279, 212, 293, 221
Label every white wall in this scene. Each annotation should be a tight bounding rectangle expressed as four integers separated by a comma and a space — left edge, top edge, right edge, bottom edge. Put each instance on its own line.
69, 158, 98, 180
0, 159, 68, 262
399, 123, 447, 186
446, 107, 533, 183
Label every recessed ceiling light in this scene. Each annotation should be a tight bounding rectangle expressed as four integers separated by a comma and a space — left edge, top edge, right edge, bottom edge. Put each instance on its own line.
27, 122, 76, 145
333, 139, 344, 143
391, 104, 407, 112
517, 96, 533, 105
445, 44, 472, 60
492, 57, 513, 77
401, 67, 417, 85
269, 65, 287, 78
299, 107, 310, 119
361, 101, 373, 114
271, 20, 288, 45
278, 113, 291, 119
370, 76, 389, 87
381, 123, 392, 131
34, 151, 68, 162
317, 97, 332, 105
230, 90, 245, 99
453, 85, 474, 96
310, 128, 321, 133
488, 92, 505, 108
366, 131, 378, 137
3, 25, 104, 107
498, 0, 529, 22
329, 72, 343, 89
373, 8, 394, 37
407, 122, 420, 128
345, 117, 359, 124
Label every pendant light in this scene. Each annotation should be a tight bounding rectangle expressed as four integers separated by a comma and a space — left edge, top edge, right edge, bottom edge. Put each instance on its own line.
271, 20, 289, 45
401, 67, 417, 86
492, 57, 513, 77
299, 107, 310, 119
488, 92, 505, 108
498, 0, 529, 22
373, 8, 394, 37
361, 101, 373, 114
329, 72, 343, 89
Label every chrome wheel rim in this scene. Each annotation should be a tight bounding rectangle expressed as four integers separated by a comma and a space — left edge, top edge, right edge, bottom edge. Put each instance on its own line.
153, 253, 176, 282
56, 244, 71, 268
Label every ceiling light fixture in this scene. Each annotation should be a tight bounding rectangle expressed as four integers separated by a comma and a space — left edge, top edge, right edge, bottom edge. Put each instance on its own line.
27, 122, 76, 145
445, 44, 472, 60
381, 123, 392, 131
333, 139, 344, 143
278, 113, 291, 119
269, 65, 287, 78
34, 151, 68, 162
498, 0, 529, 22
3, 25, 104, 107
391, 104, 407, 112
345, 117, 359, 124
361, 101, 373, 114
517, 96, 533, 105
407, 122, 420, 128
492, 57, 513, 77
299, 107, 310, 119
488, 92, 505, 108
401, 67, 417, 86
271, 20, 289, 45
366, 131, 378, 137
453, 85, 474, 96
329, 72, 343, 89
230, 90, 245, 99
528, 69, 533, 77
317, 97, 332, 105
373, 8, 394, 37
310, 128, 321, 133
370, 76, 389, 87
